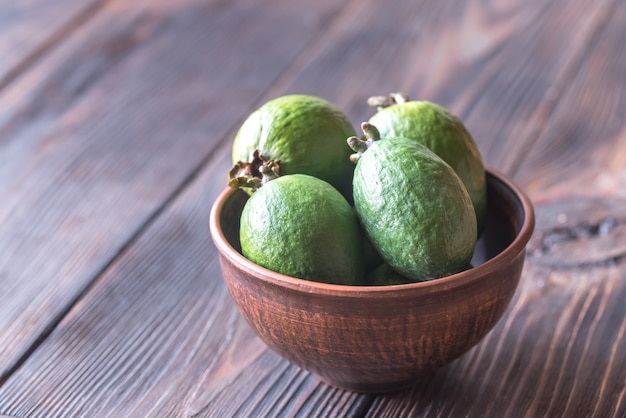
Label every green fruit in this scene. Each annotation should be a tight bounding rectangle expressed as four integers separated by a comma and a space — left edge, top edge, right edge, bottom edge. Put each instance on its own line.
368, 95, 487, 232
231, 94, 356, 199
367, 263, 412, 286
349, 124, 477, 281
239, 174, 364, 285
368, 261, 474, 286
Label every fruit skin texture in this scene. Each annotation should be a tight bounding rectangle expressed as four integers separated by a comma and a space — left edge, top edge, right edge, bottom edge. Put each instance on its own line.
239, 174, 364, 285
232, 95, 356, 199
353, 137, 477, 281
368, 101, 487, 232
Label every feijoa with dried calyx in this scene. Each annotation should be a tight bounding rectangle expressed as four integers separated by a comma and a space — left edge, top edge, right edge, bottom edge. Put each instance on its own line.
235, 173, 364, 285
230, 94, 356, 199
349, 123, 477, 281
367, 93, 487, 233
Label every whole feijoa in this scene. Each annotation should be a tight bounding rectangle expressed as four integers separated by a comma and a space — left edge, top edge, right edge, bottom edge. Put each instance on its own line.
238, 174, 364, 285
230, 94, 356, 199
349, 123, 477, 281
367, 94, 487, 232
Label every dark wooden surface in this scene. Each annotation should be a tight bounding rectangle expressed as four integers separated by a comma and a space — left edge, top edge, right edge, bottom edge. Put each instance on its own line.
0, 0, 624, 416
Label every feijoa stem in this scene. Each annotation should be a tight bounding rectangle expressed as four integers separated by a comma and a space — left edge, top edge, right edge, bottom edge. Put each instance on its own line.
347, 122, 381, 163
389, 92, 409, 104
259, 161, 279, 184
367, 92, 410, 110
366, 96, 389, 111
361, 122, 380, 141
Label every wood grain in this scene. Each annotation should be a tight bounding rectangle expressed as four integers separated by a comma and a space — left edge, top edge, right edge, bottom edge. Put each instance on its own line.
264, 0, 615, 175
0, 144, 374, 417
0, 0, 624, 416
362, 1, 626, 417
366, 257, 625, 417
0, 0, 105, 90
515, 0, 626, 202
0, 0, 348, 385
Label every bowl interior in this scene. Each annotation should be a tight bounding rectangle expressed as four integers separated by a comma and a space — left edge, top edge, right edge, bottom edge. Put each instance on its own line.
218, 169, 528, 279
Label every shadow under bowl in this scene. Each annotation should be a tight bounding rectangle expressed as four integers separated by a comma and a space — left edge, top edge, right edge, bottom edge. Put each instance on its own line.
209, 168, 535, 393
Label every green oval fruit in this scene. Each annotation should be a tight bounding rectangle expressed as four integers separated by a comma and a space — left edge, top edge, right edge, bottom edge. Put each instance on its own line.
239, 174, 364, 285
367, 263, 412, 286
350, 127, 477, 281
231, 95, 356, 199
368, 97, 487, 232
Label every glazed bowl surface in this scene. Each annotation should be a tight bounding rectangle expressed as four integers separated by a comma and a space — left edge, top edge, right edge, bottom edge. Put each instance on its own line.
209, 168, 534, 392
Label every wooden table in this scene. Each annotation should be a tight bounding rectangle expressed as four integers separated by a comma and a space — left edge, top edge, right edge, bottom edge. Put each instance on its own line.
0, 0, 624, 416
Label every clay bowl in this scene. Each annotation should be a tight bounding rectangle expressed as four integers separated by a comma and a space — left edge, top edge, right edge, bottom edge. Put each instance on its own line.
209, 168, 534, 393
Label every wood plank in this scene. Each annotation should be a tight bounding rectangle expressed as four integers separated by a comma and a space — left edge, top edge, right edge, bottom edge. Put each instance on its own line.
0, 0, 104, 90
0, 0, 348, 384
514, 1, 626, 201
0, 0, 621, 417
458, 0, 617, 174
365, 1, 626, 417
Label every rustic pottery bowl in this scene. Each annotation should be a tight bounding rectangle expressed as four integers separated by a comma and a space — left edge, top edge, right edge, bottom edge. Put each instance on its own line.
209, 168, 534, 393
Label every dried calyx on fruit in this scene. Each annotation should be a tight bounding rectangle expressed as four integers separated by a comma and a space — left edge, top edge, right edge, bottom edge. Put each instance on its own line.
228, 149, 280, 192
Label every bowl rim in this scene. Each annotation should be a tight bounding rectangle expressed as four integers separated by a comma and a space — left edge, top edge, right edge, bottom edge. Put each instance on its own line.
209, 167, 535, 298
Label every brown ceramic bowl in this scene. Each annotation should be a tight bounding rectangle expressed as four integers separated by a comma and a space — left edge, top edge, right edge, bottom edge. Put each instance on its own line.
209, 168, 534, 393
